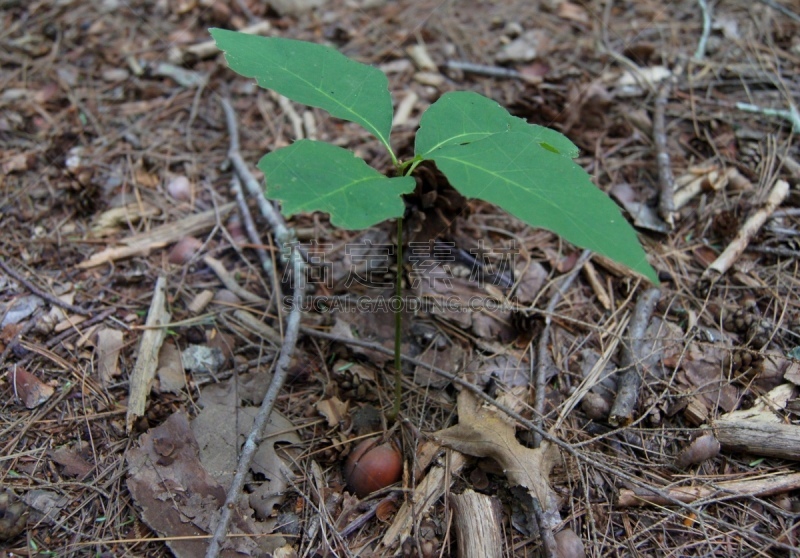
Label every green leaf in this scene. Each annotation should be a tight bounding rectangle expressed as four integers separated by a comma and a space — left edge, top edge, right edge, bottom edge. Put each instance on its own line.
260, 140, 415, 230
415, 91, 579, 159
211, 28, 395, 158
430, 132, 658, 283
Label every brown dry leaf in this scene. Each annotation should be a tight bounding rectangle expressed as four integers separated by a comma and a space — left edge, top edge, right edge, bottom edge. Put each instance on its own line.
413, 342, 465, 389
0, 490, 28, 541
190, 378, 301, 528
675, 434, 721, 469
557, 1, 589, 24
10, 366, 54, 408
610, 183, 669, 233
2, 152, 34, 173
126, 412, 269, 557
50, 442, 93, 478
316, 396, 349, 427
156, 341, 186, 394
784, 361, 800, 387
682, 358, 739, 412
434, 390, 560, 527
133, 165, 159, 188
94, 327, 125, 387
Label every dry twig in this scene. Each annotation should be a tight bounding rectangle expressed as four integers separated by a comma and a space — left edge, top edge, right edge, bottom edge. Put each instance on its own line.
205, 249, 304, 558
0, 258, 94, 316
230, 174, 273, 275
654, 81, 677, 228
126, 276, 169, 432
608, 287, 661, 427
205, 99, 307, 558
699, 179, 790, 289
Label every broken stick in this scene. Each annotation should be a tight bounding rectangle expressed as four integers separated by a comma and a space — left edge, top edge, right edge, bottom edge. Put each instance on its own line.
698, 179, 790, 291
608, 287, 661, 426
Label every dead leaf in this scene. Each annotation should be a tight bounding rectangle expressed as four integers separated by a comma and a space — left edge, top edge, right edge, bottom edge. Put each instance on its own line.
557, 1, 589, 24
0, 490, 28, 541
126, 412, 269, 557
50, 442, 93, 478
10, 366, 54, 408
156, 341, 186, 393
675, 434, 721, 469
466, 354, 529, 389
682, 359, 739, 412
434, 390, 560, 528
190, 379, 301, 526
413, 342, 465, 389
95, 327, 125, 387
316, 397, 349, 427
610, 183, 670, 233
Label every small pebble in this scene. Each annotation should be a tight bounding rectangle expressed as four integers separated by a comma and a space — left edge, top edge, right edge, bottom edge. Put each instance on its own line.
167, 176, 192, 202
168, 236, 202, 264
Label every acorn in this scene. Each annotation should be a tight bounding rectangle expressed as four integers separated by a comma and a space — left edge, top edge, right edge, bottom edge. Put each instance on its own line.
344, 437, 402, 498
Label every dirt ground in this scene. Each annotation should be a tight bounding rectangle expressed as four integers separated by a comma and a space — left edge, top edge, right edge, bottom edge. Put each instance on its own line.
2, 0, 800, 556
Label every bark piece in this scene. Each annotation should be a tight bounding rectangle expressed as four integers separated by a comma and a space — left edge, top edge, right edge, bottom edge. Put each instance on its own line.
451, 489, 503, 558
126, 276, 170, 432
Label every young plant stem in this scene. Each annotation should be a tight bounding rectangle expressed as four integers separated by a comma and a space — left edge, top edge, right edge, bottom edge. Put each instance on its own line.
390, 215, 404, 422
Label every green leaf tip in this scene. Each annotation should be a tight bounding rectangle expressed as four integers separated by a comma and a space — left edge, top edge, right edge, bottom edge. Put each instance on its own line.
210, 28, 395, 157
260, 140, 415, 230
430, 132, 659, 284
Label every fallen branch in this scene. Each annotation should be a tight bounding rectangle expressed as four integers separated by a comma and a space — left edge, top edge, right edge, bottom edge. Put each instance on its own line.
78, 203, 235, 269
444, 60, 539, 83
168, 21, 272, 65
205, 248, 304, 558
698, 179, 790, 290
654, 81, 677, 227
736, 101, 800, 133
202, 254, 268, 306
230, 174, 274, 277
219, 97, 292, 250
608, 287, 661, 426
712, 384, 800, 461
0, 258, 93, 317
618, 472, 800, 507
694, 0, 712, 60
205, 99, 307, 558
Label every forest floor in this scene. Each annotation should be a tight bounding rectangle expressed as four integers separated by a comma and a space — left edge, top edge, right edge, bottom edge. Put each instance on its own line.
2, 0, 800, 556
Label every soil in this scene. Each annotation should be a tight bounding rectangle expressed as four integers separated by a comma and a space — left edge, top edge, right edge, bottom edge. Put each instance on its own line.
2, 0, 800, 556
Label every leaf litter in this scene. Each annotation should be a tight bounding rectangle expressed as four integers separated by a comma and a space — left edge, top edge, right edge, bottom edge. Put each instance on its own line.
2, 0, 800, 556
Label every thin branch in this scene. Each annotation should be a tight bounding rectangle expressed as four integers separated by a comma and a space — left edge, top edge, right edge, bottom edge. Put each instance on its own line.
0, 258, 94, 317
654, 81, 677, 228
608, 287, 661, 426
531, 497, 558, 558
230, 174, 274, 278
694, 0, 712, 60
219, 96, 293, 252
756, 0, 800, 22
533, 249, 592, 447
699, 179, 790, 288
445, 60, 535, 82
205, 248, 305, 558
736, 101, 800, 133
205, 97, 306, 558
